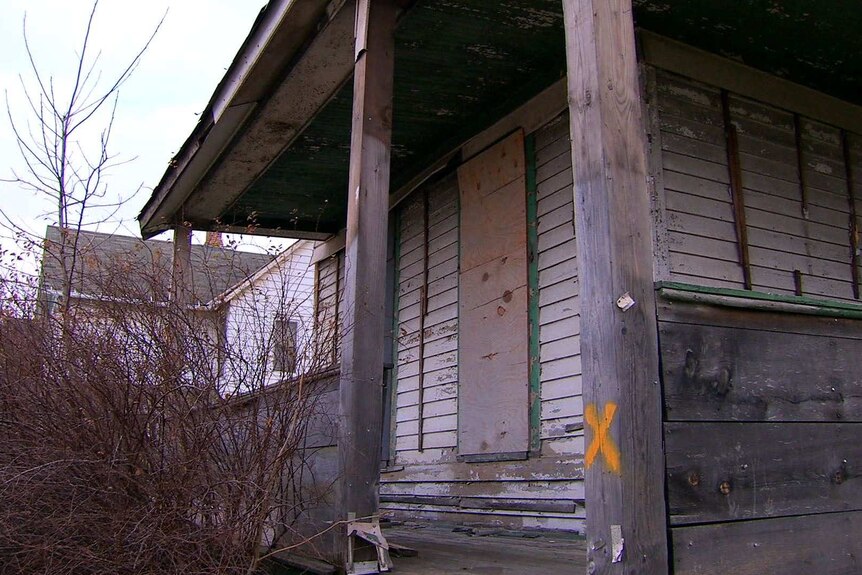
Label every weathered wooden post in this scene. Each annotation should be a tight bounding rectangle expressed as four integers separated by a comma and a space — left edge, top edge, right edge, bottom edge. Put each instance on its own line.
337, 0, 396, 568
171, 223, 193, 305
561, 1, 670, 573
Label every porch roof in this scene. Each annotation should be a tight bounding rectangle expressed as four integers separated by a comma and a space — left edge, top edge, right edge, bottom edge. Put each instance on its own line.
138, 0, 862, 239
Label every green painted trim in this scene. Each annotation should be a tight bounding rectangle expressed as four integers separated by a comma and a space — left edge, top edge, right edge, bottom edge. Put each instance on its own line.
388, 209, 402, 464
525, 133, 542, 455
656, 281, 862, 320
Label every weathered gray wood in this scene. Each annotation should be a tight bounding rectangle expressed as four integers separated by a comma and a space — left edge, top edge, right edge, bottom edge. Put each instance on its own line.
640, 30, 862, 135
562, 1, 669, 572
171, 224, 192, 304
457, 131, 529, 458
665, 421, 862, 525
671, 510, 862, 575
336, 0, 395, 564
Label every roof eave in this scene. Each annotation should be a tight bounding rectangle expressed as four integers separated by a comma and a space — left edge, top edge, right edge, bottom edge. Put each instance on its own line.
138, 0, 343, 239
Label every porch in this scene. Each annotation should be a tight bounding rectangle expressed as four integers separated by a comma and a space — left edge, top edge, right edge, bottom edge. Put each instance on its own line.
142, 1, 862, 573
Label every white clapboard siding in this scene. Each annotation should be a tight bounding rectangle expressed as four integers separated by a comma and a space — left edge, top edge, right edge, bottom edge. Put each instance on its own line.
314, 250, 343, 366
656, 69, 862, 302
656, 70, 747, 290
394, 175, 461, 459
534, 113, 583, 445
384, 114, 585, 532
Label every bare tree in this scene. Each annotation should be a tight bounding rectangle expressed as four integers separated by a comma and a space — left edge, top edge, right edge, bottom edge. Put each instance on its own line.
2, 0, 163, 318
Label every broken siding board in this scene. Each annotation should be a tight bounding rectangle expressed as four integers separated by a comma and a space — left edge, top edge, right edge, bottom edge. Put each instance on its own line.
671, 511, 862, 575
376, 504, 585, 532
379, 479, 584, 501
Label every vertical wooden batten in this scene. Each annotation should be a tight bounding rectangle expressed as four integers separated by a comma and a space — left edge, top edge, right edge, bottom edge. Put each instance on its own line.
525, 133, 542, 455
337, 0, 396, 563
416, 188, 430, 451
721, 90, 753, 290
843, 130, 861, 300
561, 1, 670, 573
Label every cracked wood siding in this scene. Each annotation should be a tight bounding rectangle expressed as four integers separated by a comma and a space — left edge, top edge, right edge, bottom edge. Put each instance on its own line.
382, 109, 585, 532
395, 174, 460, 456
534, 113, 584, 451
649, 58, 862, 573
655, 69, 862, 301
315, 250, 344, 368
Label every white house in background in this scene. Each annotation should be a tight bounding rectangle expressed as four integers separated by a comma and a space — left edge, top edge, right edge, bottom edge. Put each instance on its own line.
212, 239, 320, 392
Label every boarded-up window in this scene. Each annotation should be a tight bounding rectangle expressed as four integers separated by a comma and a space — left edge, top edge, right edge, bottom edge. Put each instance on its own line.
457, 130, 529, 458
271, 316, 297, 373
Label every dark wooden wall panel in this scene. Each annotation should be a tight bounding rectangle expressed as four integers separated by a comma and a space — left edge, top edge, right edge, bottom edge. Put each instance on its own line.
672, 510, 862, 575
666, 421, 861, 525
660, 321, 862, 422
659, 299, 862, 573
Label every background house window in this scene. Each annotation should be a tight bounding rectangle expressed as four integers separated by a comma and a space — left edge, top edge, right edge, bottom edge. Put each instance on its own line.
271, 316, 298, 374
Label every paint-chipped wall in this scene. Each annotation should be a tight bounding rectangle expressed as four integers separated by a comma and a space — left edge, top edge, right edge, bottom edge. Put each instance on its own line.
381, 111, 585, 532
650, 68, 862, 301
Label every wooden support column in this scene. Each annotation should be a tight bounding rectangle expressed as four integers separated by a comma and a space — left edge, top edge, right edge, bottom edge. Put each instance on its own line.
171, 224, 192, 305
561, 2, 670, 574
337, 0, 396, 562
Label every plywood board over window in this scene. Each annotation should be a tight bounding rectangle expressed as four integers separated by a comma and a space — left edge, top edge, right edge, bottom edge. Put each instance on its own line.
457, 130, 529, 459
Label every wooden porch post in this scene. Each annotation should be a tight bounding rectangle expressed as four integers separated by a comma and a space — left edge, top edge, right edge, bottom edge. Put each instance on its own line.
561, 1, 670, 574
337, 0, 396, 563
171, 224, 192, 305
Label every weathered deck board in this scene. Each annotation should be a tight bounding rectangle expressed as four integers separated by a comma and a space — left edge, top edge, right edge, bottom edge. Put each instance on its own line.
382, 524, 587, 575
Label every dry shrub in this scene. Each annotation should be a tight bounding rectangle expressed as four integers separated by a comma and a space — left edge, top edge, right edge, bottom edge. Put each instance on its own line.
0, 247, 337, 575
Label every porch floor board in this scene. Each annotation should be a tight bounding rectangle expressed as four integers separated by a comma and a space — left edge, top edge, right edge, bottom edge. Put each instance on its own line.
382, 523, 586, 574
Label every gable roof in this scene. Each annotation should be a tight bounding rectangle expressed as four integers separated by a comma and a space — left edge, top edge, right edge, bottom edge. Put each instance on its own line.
40, 226, 273, 305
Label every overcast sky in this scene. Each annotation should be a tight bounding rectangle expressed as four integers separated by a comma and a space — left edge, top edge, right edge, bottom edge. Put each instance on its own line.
0, 0, 278, 267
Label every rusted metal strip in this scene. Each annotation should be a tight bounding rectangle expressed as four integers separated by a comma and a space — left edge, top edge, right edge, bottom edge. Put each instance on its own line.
794, 114, 810, 219
842, 130, 860, 300
721, 90, 753, 290
793, 269, 804, 297
416, 188, 430, 450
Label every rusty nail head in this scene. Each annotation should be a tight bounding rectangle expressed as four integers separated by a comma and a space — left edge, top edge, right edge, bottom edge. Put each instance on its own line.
719, 480, 732, 495
688, 472, 700, 487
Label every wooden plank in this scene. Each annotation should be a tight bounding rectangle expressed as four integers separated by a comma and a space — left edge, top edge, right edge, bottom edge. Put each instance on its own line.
336, 0, 396, 564
562, 1, 669, 572
171, 225, 193, 305
843, 131, 861, 299
671, 510, 862, 575
640, 30, 862, 135
458, 131, 529, 458
665, 421, 862, 525
722, 89, 753, 289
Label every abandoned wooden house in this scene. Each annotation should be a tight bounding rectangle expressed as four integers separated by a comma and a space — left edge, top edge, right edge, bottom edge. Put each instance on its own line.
139, 1, 862, 573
